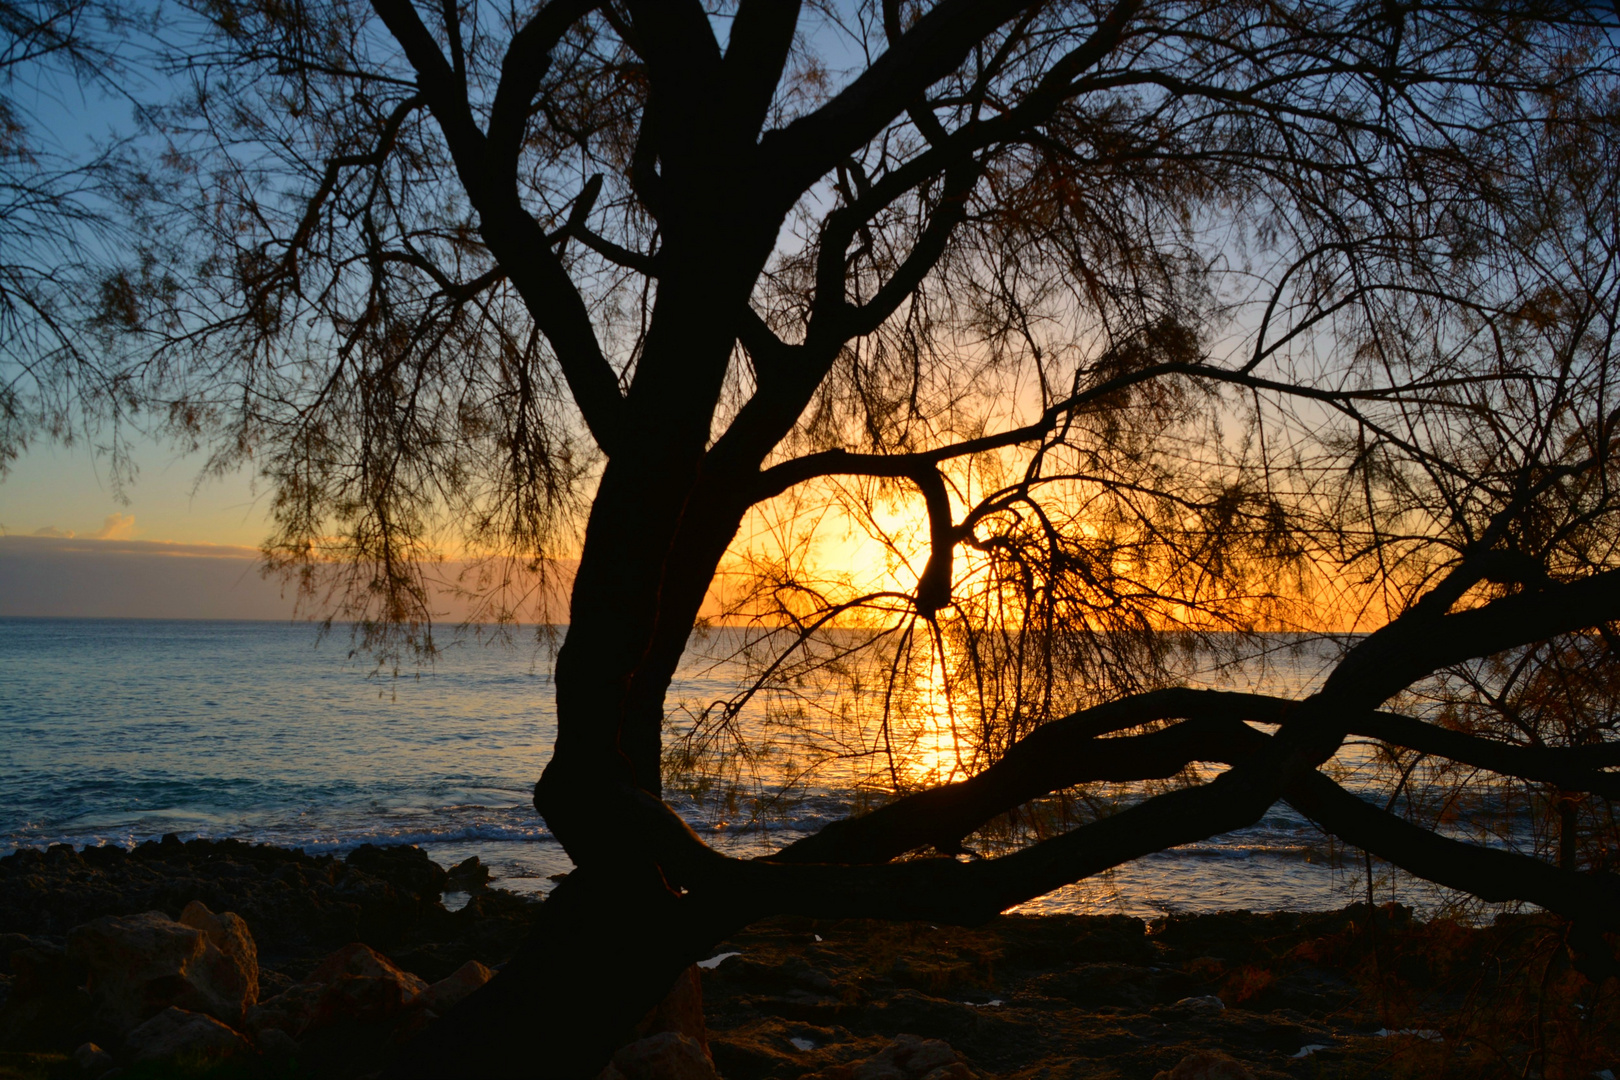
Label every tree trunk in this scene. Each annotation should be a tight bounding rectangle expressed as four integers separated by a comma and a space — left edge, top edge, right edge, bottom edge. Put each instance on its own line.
384, 865, 728, 1078
390, 371, 760, 1077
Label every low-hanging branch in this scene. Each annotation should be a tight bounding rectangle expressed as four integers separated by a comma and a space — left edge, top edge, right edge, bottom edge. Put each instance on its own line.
751, 572, 1620, 926
1283, 769, 1620, 927
673, 740, 1620, 932
774, 688, 1281, 864
1350, 712, 1620, 799
665, 723, 1620, 933
774, 681, 1620, 871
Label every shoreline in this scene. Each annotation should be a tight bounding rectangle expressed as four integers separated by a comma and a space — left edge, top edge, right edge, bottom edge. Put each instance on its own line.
2, 838, 1615, 1079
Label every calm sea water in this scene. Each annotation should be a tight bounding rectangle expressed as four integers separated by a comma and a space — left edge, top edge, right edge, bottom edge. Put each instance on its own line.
0, 618, 1438, 917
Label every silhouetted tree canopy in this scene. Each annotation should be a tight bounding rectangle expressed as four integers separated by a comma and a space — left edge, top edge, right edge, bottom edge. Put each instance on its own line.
9, 0, 1620, 1075
0, 0, 149, 482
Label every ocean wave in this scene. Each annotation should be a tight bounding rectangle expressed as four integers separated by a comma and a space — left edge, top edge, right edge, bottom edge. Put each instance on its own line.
1, 819, 558, 860
267, 822, 558, 853
1148, 842, 1322, 861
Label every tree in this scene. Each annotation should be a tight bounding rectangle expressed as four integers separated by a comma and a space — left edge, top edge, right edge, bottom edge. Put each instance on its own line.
0, 0, 146, 484
60, 0, 1620, 1074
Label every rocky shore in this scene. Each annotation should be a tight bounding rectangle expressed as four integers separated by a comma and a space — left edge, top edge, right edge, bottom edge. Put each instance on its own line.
1, 838, 1615, 1079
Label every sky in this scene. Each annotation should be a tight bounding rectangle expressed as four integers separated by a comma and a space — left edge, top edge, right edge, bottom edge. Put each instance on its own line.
0, 4, 885, 622
0, 9, 287, 617
0, 429, 596, 621
0, 434, 296, 618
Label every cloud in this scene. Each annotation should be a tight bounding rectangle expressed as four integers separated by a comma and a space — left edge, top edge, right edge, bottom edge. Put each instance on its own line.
0, 535, 292, 619
89, 513, 136, 540
0, 535, 575, 622
32, 525, 75, 538
2, 535, 262, 560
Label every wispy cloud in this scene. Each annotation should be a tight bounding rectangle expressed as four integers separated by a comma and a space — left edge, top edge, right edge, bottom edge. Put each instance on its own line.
89, 513, 136, 540
31, 525, 75, 538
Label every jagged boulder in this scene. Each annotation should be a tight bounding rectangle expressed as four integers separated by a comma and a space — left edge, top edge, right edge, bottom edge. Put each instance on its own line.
66, 907, 257, 1034
632, 965, 709, 1056
1151, 1051, 1258, 1080
245, 941, 428, 1040
0, 940, 91, 1050
179, 900, 258, 996
244, 981, 324, 1040
305, 941, 428, 1029
445, 855, 491, 892
800, 1035, 974, 1080
418, 959, 495, 1015
124, 1005, 250, 1065
345, 845, 448, 901
602, 1031, 721, 1080
72, 1041, 115, 1073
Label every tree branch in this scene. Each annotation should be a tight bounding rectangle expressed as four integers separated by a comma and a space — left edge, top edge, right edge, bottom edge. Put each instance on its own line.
776, 695, 1274, 864
778, 700, 1620, 870
759, 0, 1035, 198
1285, 770, 1620, 927
722, 0, 802, 144
488, 0, 600, 177
748, 361, 1585, 506
839, 158, 983, 341
622, 0, 722, 176
372, 0, 627, 453
1352, 712, 1620, 799
912, 465, 955, 616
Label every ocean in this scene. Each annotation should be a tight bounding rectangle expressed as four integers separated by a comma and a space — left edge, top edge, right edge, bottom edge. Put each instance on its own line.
0, 617, 1472, 918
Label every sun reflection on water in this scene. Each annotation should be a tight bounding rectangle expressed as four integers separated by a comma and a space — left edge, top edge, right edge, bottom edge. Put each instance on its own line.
886, 643, 971, 788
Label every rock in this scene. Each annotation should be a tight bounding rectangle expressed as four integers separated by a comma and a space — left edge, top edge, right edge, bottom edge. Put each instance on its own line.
446, 856, 491, 891
345, 844, 448, 901
1, 838, 538, 978
864, 1035, 964, 1079
244, 981, 323, 1039
852, 1065, 907, 1080
863, 989, 980, 1039
1151, 1050, 1258, 1080
179, 900, 259, 1000
633, 966, 709, 1055
803, 1035, 970, 1080
73, 1041, 115, 1072
306, 968, 414, 1029
388, 941, 474, 983
0, 939, 93, 1049
1165, 994, 1226, 1015
303, 942, 429, 1030
309, 940, 430, 992
0, 933, 40, 972
419, 959, 495, 1015
7, 940, 82, 997
244, 942, 433, 1040
67, 908, 257, 1033
1027, 961, 1158, 1009
256, 1025, 299, 1057
608, 1031, 721, 1080
259, 967, 295, 998
124, 1005, 250, 1065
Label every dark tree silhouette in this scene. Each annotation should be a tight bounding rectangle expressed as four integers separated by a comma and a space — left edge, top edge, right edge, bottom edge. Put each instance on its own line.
0, 0, 146, 483
37, 0, 1620, 1074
